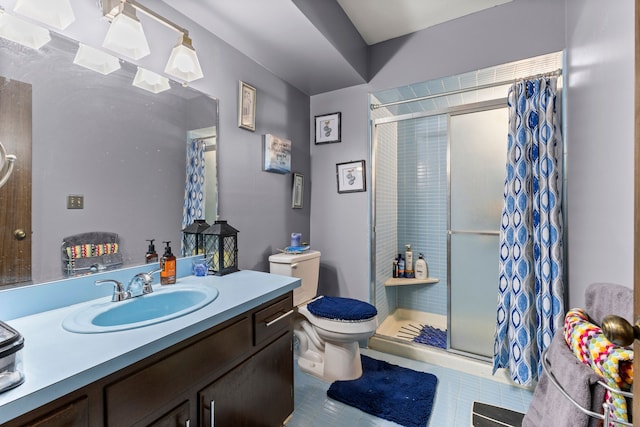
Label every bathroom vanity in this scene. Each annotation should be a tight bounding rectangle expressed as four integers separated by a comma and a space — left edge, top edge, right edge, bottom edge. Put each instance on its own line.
0, 270, 299, 427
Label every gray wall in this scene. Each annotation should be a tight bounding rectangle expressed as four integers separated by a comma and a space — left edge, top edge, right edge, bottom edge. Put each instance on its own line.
565, 0, 634, 306
312, 0, 634, 309
20, 0, 312, 282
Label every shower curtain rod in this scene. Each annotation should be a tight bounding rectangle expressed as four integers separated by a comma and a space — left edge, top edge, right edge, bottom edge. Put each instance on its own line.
370, 68, 563, 110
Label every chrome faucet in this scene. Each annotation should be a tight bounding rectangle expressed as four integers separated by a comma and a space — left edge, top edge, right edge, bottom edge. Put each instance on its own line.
95, 268, 161, 302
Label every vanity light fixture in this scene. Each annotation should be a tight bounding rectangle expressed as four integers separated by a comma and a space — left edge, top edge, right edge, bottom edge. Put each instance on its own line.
164, 33, 203, 83
0, 11, 50, 49
132, 66, 170, 94
73, 43, 121, 75
102, 0, 204, 83
102, 1, 150, 60
13, 0, 75, 30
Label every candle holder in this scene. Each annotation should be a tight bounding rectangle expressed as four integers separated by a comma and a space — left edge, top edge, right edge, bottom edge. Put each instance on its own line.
203, 220, 239, 276
181, 219, 210, 256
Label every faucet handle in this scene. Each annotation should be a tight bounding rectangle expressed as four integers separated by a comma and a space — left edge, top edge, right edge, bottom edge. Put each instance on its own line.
140, 269, 161, 294
95, 279, 130, 302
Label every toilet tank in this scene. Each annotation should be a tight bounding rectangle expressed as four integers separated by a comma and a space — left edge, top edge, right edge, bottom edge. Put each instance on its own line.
269, 250, 321, 306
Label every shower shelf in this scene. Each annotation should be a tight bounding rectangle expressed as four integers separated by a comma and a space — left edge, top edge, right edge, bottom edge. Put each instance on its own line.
384, 277, 439, 287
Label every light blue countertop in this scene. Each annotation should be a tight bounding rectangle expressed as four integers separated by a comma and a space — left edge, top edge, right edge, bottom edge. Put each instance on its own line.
0, 269, 300, 424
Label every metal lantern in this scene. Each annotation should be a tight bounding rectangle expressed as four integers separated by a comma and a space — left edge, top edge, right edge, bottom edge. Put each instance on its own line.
182, 219, 210, 256
203, 220, 239, 276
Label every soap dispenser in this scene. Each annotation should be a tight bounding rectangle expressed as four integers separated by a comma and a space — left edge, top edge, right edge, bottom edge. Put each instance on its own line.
145, 239, 158, 264
160, 241, 176, 285
415, 253, 428, 280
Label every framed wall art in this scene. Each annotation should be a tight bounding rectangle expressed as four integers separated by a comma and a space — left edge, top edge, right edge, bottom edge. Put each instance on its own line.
263, 134, 291, 174
336, 160, 366, 193
238, 80, 256, 131
314, 112, 341, 144
292, 173, 304, 209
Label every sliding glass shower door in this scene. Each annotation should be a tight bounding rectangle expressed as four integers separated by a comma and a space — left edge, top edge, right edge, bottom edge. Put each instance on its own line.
448, 107, 507, 359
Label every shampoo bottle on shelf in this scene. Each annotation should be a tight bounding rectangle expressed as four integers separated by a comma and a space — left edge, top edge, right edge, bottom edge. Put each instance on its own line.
145, 239, 158, 263
160, 241, 176, 285
405, 244, 413, 278
398, 254, 405, 278
415, 253, 428, 280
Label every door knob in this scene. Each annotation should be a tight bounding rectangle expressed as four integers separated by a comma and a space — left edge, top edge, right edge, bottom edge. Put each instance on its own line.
601, 315, 640, 346
13, 229, 26, 240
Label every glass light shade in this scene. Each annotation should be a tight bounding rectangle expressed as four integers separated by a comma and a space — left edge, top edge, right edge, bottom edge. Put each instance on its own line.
0, 13, 50, 49
102, 4, 150, 60
73, 44, 120, 75
132, 67, 170, 94
13, 0, 75, 30
164, 35, 203, 82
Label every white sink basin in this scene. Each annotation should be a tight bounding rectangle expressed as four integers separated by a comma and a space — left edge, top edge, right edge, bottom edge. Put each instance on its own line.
62, 285, 219, 333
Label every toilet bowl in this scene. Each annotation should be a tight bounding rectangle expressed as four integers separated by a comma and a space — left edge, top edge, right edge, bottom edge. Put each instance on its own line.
295, 296, 378, 381
268, 250, 378, 381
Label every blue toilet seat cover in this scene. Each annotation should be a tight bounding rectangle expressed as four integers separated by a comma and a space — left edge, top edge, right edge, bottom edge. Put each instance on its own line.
307, 296, 377, 321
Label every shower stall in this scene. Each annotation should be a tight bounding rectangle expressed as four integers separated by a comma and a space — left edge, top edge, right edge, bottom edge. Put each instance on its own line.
368, 52, 564, 366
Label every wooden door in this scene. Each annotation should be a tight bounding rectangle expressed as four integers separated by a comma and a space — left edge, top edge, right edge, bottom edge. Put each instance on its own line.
0, 76, 32, 287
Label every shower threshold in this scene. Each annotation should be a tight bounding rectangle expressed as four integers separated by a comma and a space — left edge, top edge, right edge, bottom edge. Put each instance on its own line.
369, 308, 527, 388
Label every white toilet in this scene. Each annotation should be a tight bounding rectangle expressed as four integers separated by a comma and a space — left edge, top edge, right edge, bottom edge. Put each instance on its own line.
269, 250, 378, 381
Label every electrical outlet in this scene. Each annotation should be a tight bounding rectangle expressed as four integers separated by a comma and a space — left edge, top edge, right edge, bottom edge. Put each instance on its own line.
67, 195, 84, 209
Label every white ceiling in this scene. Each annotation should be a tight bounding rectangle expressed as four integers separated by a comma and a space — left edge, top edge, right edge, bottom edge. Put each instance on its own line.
159, 0, 513, 95
336, 0, 512, 45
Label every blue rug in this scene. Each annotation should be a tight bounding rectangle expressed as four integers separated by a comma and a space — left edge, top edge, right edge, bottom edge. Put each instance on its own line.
327, 355, 438, 427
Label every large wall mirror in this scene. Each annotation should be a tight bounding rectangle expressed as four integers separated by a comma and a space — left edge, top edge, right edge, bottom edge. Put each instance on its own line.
0, 31, 218, 287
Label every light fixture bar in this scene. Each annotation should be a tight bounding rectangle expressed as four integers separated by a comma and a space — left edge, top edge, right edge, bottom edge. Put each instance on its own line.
103, 0, 188, 36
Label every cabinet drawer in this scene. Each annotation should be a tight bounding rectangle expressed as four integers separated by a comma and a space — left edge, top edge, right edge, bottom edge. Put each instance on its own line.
105, 316, 251, 427
253, 292, 293, 346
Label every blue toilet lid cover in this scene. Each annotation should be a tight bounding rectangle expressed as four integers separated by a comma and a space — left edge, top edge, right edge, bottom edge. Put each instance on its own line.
307, 296, 377, 321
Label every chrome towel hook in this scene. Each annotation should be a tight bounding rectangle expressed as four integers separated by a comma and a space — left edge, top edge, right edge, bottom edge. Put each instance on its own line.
0, 140, 17, 189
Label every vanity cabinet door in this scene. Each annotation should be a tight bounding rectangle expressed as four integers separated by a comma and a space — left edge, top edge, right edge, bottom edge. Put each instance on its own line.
199, 331, 293, 427
18, 397, 89, 427
147, 401, 190, 427
105, 316, 252, 427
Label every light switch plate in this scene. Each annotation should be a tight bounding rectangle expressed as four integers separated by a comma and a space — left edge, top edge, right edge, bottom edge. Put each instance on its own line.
67, 195, 84, 209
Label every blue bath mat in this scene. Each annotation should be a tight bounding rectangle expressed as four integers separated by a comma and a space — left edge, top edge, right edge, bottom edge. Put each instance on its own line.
327, 355, 438, 427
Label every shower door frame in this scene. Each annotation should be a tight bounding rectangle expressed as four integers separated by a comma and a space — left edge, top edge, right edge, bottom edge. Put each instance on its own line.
370, 98, 506, 357
446, 102, 508, 362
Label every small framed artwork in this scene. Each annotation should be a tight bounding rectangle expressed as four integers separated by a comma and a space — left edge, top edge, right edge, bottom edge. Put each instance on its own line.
292, 173, 304, 209
336, 160, 366, 194
238, 81, 256, 131
263, 134, 291, 174
314, 112, 341, 144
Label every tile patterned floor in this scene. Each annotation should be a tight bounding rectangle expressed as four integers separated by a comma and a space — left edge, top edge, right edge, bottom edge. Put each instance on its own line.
285, 348, 533, 427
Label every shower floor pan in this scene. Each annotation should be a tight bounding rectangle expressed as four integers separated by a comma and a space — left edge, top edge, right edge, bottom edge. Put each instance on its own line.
370, 308, 523, 387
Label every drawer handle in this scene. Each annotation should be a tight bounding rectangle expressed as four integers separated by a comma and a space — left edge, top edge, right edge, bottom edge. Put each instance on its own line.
265, 309, 294, 327
210, 400, 215, 427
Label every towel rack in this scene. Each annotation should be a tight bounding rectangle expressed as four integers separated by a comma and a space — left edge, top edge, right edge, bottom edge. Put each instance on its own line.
541, 348, 633, 426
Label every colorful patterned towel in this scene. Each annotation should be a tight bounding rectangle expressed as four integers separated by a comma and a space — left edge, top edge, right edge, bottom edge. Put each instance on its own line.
564, 308, 633, 425
66, 243, 119, 260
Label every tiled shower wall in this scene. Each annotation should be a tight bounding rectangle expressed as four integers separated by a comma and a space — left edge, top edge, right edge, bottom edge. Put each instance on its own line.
375, 115, 449, 318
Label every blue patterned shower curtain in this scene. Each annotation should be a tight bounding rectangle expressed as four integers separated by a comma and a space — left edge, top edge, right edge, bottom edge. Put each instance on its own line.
493, 77, 564, 386
181, 138, 206, 247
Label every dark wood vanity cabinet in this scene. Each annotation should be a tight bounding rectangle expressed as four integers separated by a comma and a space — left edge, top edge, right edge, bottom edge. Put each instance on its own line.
3, 292, 294, 427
